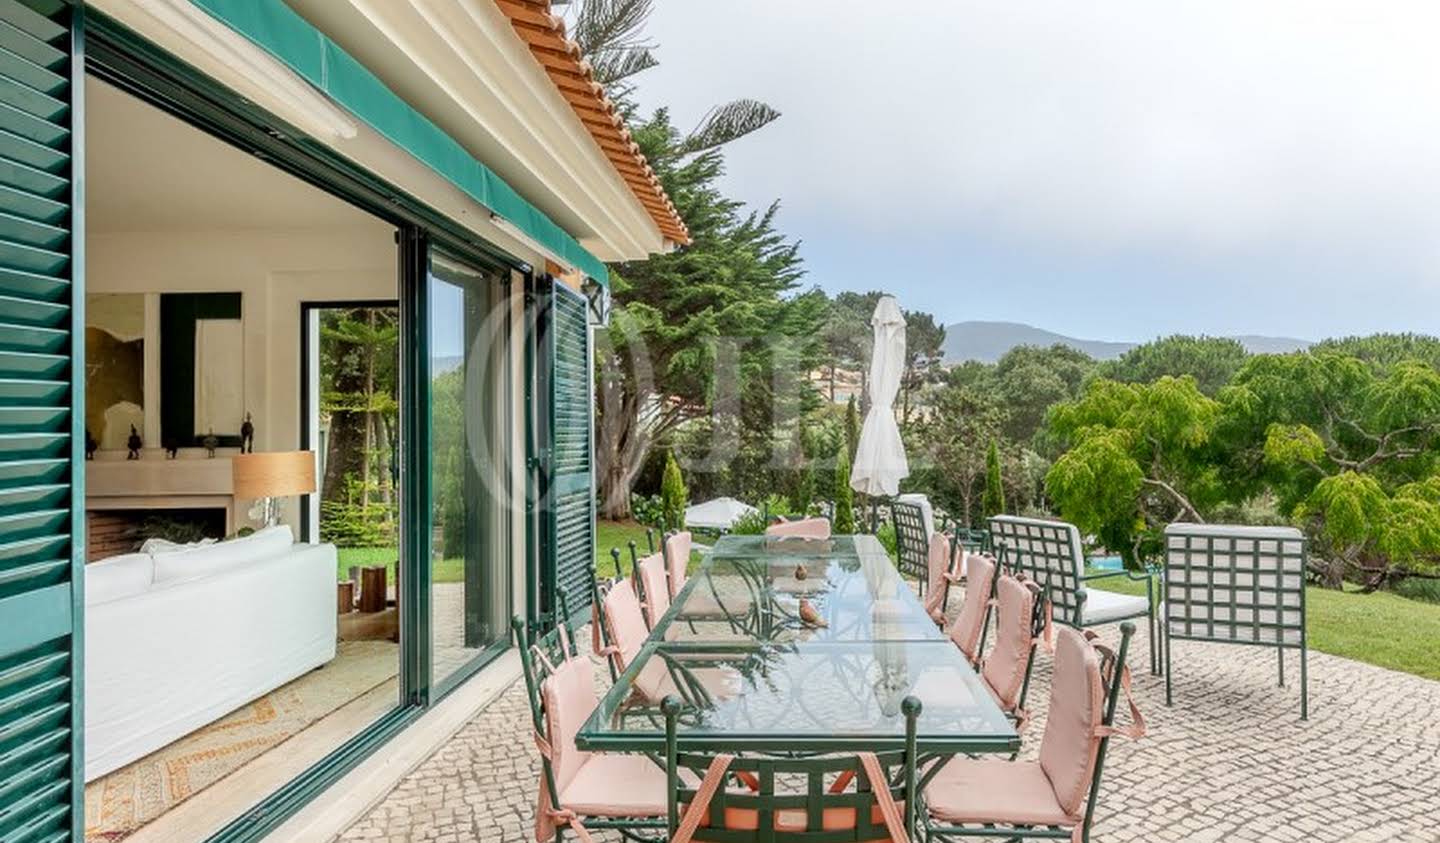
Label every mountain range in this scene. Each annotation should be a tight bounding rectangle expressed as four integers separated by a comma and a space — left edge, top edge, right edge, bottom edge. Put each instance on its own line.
942, 321, 1312, 364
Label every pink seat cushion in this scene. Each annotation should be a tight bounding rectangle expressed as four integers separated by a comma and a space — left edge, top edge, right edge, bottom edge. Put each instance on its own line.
948, 554, 996, 663
602, 579, 650, 669
982, 575, 1037, 711
923, 532, 954, 621
1039, 626, 1107, 817
636, 552, 672, 628
560, 753, 674, 817
765, 517, 832, 540
541, 656, 597, 794
665, 531, 692, 598
923, 758, 1072, 826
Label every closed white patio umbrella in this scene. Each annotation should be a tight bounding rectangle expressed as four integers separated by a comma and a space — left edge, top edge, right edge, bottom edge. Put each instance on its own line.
850, 295, 909, 497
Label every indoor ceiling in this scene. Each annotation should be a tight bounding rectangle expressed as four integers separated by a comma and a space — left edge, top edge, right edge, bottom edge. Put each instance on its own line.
87, 78, 387, 234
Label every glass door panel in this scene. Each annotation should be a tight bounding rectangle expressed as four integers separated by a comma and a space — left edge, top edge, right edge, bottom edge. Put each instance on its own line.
428, 253, 512, 687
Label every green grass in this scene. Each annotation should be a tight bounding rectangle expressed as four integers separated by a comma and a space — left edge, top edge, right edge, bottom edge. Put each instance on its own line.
336, 546, 464, 584
1084, 568, 1440, 681
596, 520, 708, 578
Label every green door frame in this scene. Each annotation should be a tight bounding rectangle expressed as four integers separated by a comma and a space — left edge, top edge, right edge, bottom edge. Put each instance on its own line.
67, 9, 533, 843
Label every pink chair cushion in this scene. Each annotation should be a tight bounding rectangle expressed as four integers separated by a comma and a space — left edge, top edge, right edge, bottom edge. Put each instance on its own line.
559, 753, 675, 818
541, 655, 597, 794
982, 575, 1037, 711
923, 532, 954, 621
1039, 625, 1107, 817
634, 660, 743, 705
635, 552, 672, 628
665, 531, 692, 598
765, 517, 832, 540
948, 554, 996, 663
602, 578, 650, 669
923, 758, 1072, 826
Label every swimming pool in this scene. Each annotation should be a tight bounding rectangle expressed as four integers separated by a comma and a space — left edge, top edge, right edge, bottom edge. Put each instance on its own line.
1090, 555, 1125, 572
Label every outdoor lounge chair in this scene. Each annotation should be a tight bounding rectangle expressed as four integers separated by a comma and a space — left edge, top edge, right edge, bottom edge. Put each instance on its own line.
988, 515, 1160, 675
765, 516, 832, 540
982, 574, 1050, 731
1162, 523, 1310, 719
920, 623, 1146, 843
514, 611, 670, 843
947, 553, 998, 667
661, 694, 921, 843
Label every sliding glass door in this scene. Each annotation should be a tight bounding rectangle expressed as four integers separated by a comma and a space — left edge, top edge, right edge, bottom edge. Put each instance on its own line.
427, 252, 512, 689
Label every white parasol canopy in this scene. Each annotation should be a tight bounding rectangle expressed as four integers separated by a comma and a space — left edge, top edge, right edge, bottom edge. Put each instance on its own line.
684, 496, 759, 531
850, 296, 909, 496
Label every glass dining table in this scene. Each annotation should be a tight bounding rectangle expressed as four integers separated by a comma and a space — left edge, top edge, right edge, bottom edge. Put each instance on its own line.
576, 533, 1019, 755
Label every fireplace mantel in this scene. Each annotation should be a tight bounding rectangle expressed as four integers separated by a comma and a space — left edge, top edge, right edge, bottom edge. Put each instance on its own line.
86, 455, 239, 534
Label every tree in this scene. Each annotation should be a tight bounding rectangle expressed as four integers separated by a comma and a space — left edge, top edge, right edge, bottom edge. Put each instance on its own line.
659, 450, 688, 533
900, 310, 946, 426
906, 382, 1005, 526
570, 0, 810, 520
993, 344, 1096, 445
844, 395, 861, 463
833, 447, 856, 534
982, 439, 1006, 518
1102, 335, 1248, 395
1045, 376, 1223, 564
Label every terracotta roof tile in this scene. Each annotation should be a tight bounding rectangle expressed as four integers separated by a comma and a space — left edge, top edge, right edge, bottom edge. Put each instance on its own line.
494, 0, 690, 245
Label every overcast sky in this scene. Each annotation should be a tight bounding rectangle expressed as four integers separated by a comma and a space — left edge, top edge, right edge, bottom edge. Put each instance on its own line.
630, 2, 1440, 342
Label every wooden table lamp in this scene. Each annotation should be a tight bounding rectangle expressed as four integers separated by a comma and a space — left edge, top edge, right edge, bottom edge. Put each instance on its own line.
232, 451, 317, 529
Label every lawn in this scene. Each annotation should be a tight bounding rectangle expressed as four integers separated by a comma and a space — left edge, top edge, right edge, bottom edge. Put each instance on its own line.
336, 547, 465, 584
1084, 568, 1440, 681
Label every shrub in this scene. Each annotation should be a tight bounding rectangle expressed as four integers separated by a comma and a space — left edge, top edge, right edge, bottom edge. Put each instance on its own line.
834, 448, 856, 534
630, 493, 665, 531
660, 451, 688, 533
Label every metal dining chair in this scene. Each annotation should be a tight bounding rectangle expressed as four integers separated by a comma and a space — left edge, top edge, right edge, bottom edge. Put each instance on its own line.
662, 695, 922, 843
919, 623, 1146, 843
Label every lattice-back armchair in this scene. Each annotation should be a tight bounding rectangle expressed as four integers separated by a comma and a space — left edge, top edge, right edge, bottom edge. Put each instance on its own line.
1163, 523, 1309, 719
988, 515, 1159, 675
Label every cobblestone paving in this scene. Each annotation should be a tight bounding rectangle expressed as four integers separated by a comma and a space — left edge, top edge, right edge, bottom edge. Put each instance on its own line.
340, 620, 1440, 843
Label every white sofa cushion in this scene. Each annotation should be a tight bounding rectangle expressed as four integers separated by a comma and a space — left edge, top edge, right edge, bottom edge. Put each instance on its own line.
152, 525, 296, 583
1081, 589, 1150, 625
86, 553, 155, 606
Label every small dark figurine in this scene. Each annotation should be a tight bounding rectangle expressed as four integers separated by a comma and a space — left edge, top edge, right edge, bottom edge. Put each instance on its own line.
202, 428, 219, 458
163, 437, 178, 459
240, 412, 255, 454
85, 429, 97, 460
126, 425, 142, 460
794, 563, 808, 581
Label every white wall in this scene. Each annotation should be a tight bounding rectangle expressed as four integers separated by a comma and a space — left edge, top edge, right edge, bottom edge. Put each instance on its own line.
87, 226, 397, 458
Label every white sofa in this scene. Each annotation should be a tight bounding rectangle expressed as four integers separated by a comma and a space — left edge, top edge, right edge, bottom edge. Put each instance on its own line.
84, 525, 338, 781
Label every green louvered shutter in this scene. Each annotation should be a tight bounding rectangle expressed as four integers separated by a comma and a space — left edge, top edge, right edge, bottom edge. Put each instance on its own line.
533, 278, 594, 626
0, 1, 81, 841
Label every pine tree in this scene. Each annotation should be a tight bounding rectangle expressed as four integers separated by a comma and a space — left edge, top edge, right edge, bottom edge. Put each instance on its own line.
983, 439, 1006, 519
659, 450, 688, 532
834, 448, 856, 533
845, 394, 861, 463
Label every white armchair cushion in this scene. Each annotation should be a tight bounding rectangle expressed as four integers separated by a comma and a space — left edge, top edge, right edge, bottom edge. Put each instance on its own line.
1081, 589, 1150, 625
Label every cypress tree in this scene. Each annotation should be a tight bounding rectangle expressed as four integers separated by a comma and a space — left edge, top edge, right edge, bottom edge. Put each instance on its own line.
834, 447, 856, 533
982, 439, 1006, 519
660, 450, 688, 532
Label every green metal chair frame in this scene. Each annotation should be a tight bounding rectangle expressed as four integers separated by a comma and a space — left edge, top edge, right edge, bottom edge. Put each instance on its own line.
1162, 524, 1309, 719
662, 694, 923, 842
512, 598, 670, 842
919, 623, 1138, 843
890, 500, 931, 585
988, 515, 1159, 676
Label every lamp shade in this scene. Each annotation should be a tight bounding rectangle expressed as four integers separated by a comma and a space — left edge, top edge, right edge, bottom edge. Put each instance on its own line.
232, 451, 316, 499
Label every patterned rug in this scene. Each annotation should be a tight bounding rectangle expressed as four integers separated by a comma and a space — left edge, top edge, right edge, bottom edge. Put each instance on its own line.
84, 640, 399, 842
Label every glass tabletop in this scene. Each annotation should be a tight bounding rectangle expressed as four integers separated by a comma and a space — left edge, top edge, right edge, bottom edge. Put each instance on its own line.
576, 639, 1019, 754
706, 533, 866, 560
666, 551, 944, 643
